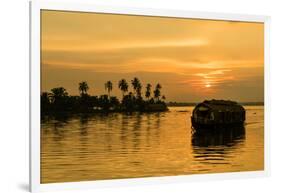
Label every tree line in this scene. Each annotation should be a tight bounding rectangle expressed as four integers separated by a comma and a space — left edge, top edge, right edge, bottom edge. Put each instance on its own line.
41, 77, 167, 114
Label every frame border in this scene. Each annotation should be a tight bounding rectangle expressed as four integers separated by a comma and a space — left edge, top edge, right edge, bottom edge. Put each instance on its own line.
30, 1, 271, 192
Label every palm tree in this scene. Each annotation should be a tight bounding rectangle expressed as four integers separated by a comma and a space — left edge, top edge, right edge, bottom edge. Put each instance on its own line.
122, 92, 135, 111
105, 81, 113, 97
156, 83, 162, 90
50, 87, 68, 101
79, 81, 89, 95
136, 83, 142, 99
131, 77, 141, 96
145, 83, 152, 100
118, 79, 128, 97
153, 83, 162, 101
49, 87, 68, 111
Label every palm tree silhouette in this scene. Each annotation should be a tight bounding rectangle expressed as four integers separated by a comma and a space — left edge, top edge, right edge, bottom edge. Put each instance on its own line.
105, 81, 113, 97
42, 78, 168, 114
154, 83, 162, 101
145, 83, 152, 100
79, 81, 89, 95
118, 79, 128, 97
131, 77, 141, 97
49, 87, 68, 111
136, 83, 142, 99
50, 87, 68, 102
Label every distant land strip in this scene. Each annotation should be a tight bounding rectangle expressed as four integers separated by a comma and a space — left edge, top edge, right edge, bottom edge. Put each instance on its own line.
167, 102, 264, 107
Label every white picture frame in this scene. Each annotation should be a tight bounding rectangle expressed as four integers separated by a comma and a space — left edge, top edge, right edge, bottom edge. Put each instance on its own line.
30, 1, 271, 192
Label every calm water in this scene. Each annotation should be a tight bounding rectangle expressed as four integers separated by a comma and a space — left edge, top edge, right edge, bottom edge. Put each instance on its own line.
41, 106, 264, 183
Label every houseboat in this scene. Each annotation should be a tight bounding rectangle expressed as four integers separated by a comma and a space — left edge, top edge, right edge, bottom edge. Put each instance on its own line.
191, 99, 245, 130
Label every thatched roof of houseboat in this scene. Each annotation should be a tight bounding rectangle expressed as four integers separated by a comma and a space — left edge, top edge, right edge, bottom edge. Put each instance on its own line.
196, 99, 245, 112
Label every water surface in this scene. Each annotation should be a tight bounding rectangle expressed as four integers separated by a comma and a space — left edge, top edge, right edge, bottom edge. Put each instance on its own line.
41, 106, 264, 183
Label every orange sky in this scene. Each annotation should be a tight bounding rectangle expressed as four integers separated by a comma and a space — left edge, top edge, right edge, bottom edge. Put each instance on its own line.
41, 10, 264, 102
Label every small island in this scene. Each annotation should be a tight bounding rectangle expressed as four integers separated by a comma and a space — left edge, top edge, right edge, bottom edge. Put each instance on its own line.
41, 77, 168, 116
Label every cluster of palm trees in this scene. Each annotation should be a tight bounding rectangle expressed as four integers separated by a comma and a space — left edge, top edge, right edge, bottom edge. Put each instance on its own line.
41, 77, 167, 114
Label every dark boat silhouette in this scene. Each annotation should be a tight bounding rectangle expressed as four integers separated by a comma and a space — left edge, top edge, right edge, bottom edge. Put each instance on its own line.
191, 99, 245, 130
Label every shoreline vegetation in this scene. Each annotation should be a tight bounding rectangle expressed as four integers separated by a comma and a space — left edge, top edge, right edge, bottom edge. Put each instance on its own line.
41, 78, 168, 116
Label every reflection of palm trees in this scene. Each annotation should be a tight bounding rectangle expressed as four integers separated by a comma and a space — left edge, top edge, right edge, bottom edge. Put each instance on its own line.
50, 115, 70, 142
79, 115, 89, 136
152, 113, 161, 143
105, 81, 113, 97
120, 114, 129, 143
132, 113, 142, 152
78, 115, 90, 157
118, 79, 128, 97
154, 112, 161, 129
79, 81, 89, 95
144, 113, 153, 148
